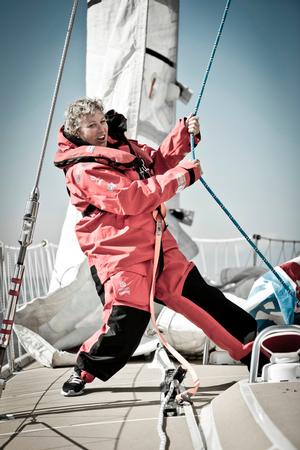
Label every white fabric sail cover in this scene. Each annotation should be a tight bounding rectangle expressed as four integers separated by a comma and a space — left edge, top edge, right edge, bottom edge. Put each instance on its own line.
86, 0, 179, 144
48, 202, 85, 293
86, 0, 148, 139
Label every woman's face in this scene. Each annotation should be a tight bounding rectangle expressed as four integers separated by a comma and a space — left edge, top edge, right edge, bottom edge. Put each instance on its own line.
78, 110, 108, 146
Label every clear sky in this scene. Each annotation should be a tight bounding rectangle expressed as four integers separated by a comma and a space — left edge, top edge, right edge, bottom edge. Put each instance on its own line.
0, 0, 299, 247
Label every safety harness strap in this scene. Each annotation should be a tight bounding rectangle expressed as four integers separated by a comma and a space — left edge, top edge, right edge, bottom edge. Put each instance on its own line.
150, 205, 200, 401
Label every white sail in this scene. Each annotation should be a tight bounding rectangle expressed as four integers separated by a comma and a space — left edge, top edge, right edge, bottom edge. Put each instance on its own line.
86, 0, 180, 144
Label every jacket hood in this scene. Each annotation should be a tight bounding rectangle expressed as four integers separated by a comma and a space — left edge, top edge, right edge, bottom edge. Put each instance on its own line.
54, 126, 152, 171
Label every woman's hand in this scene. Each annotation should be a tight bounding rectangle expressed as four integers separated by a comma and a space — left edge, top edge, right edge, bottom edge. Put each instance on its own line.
185, 114, 201, 137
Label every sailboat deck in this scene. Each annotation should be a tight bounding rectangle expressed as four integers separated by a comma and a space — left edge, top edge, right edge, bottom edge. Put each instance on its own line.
0, 359, 248, 449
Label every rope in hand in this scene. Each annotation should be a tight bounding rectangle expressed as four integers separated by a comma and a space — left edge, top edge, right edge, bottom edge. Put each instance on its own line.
150, 0, 233, 409
151, 0, 297, 418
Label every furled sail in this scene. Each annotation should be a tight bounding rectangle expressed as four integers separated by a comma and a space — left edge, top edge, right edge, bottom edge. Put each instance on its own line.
87, 0, 179, 144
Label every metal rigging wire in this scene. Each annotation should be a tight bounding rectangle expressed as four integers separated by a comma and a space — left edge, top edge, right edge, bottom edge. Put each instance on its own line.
0, 0, 80, 374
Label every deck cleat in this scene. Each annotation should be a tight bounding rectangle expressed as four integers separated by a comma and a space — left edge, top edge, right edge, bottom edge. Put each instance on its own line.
160, 366, 187, 416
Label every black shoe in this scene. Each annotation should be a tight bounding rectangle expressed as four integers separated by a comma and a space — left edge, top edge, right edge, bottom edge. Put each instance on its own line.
61, 369, 86, 396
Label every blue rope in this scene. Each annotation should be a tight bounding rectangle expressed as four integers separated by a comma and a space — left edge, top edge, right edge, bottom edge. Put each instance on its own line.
193, 0, 232, 118
191, 0, 232, 159
199, 178, 295, 298
189, 0, 296, 303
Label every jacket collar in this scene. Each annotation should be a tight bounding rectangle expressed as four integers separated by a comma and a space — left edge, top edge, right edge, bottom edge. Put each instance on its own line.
54, 126, 151, 170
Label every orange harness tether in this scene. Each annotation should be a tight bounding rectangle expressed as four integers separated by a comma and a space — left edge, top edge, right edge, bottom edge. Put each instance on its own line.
150, 205, 200, 401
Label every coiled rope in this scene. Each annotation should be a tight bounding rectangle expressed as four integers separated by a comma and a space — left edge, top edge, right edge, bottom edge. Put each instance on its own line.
190, 0, 297, 305
157, 382, 175, 450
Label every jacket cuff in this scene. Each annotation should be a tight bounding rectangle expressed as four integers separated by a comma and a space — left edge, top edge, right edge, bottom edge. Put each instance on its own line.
170, 166, 190, 193
175, 162, 200, 188
186, 167, 196, 186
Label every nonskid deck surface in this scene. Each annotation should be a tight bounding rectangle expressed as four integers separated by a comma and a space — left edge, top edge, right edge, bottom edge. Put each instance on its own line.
0, 359, 248, 449
210, 379, 300, 450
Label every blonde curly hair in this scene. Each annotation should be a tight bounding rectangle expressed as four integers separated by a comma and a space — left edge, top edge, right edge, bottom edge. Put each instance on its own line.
64, 97, 105, 136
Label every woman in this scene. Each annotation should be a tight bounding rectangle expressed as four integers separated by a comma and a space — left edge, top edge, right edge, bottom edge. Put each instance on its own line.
54, 97, 258, 396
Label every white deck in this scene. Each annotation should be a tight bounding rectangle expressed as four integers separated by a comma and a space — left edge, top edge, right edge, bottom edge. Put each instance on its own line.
0, 359, 299, 449
0, 360, 248, 449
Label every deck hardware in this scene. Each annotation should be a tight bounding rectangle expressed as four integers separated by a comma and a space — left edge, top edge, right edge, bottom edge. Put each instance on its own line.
160, 366, 187, 416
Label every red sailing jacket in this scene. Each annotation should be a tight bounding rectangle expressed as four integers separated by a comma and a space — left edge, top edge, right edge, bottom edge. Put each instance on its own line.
54, 119, 201, 283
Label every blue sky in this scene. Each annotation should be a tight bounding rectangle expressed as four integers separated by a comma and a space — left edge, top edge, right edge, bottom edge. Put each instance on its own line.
0, 0, 299, 246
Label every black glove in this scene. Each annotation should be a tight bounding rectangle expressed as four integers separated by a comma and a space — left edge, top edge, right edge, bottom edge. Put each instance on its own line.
105, 110, 127, 141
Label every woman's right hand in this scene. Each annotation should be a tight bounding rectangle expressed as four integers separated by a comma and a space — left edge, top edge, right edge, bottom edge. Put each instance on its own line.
178, 159, 202, 186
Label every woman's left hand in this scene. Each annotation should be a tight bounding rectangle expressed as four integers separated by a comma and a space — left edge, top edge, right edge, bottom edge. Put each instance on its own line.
186, 114, 200, 136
